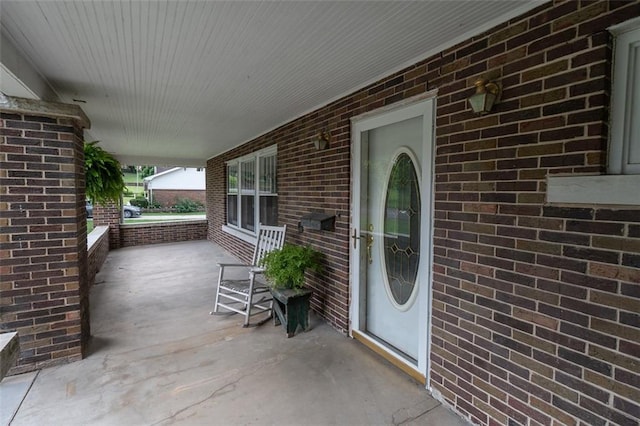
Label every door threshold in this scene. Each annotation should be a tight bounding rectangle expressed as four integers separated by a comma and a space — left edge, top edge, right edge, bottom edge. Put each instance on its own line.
352, 330, 426, 385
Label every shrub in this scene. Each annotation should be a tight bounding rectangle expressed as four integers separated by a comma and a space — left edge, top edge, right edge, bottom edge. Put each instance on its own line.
130, 197, 149, 208
173, 198, 203, 213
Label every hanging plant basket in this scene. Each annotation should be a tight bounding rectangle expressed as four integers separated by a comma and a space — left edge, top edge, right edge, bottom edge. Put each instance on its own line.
84, 141, 126, 204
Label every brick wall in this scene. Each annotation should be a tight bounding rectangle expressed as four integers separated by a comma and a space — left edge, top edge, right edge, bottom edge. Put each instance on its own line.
206, 2, 639, 425
427, 3, 640, 425
0, 98, 91, 373
152, 189, 205, 208
120, 220, 207, 247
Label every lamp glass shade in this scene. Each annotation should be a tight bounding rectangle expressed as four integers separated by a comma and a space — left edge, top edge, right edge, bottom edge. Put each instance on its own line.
313, 138, 328, 150
468, 92, 497, 114
313, 132, 330, 150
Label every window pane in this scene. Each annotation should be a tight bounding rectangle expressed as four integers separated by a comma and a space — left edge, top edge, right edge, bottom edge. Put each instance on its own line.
241, 195, 255, 231
227, 195, 238, 225
384, 153, 420, 306
259, 155, 277, 225
260, 195, 278, 226
227, 164, 239, 226
241, 159, 255, 191
239, 160, 256, 231
228, 164, 238, 193
259, 155, 277, 194
629, 41, 640, 165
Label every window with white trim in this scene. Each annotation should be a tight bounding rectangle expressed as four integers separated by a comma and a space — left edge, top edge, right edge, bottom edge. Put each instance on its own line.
609, 17, 640, 175
226, 147, 277, 234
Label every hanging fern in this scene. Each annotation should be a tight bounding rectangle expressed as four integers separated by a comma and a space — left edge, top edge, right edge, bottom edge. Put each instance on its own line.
84, 141, 126, 203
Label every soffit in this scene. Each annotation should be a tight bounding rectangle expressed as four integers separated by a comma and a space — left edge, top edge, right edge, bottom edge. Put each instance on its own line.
0, 1, 541, 166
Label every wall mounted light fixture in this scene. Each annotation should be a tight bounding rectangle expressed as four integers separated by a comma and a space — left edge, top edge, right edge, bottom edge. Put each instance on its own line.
312, 130, 331, 150
468, 79, 500, 114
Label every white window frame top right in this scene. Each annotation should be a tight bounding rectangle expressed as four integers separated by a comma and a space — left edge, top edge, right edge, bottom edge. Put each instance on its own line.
546, 17, 640, 206
609, 17, 640, 175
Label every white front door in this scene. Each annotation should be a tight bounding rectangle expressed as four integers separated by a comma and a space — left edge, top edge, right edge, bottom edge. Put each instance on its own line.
350, 96, 435, 382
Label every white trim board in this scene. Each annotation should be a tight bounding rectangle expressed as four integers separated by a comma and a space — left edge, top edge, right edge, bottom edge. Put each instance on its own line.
547, 174, 640, 206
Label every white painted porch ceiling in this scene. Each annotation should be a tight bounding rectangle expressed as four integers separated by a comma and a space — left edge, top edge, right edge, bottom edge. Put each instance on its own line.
1, 1, 539, 166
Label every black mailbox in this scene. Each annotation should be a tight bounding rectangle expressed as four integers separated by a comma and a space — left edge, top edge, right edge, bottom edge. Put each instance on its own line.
301, 212, 335, 231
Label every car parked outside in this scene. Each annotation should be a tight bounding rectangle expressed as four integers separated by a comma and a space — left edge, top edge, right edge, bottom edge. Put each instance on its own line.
86, 201, 141, 218
123, 204, 142, 218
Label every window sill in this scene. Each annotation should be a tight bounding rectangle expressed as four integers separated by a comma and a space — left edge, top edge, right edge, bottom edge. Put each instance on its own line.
546, 175, 640, 206
222, 225, 257, 245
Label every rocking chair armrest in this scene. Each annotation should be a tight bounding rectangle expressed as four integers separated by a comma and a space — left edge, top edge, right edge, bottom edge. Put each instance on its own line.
217, 263, 253, 268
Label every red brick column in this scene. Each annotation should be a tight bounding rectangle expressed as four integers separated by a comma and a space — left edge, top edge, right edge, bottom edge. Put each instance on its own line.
93, 202, 121, 249
1, 96, 91, 373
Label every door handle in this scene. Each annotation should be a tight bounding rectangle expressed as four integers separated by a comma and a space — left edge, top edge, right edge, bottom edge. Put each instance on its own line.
353, 226, 375, 263
366, 224, 374, 264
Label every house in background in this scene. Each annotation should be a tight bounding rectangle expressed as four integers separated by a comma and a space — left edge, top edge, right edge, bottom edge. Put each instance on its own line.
143, 167, 205, 207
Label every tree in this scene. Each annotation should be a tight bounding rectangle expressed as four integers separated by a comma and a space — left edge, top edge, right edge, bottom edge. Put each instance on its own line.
84, 141, 126, 203
140, 165, 155, 179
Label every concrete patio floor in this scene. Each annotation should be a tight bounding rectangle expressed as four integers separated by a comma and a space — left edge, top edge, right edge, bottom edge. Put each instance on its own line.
8, 240, 467, 425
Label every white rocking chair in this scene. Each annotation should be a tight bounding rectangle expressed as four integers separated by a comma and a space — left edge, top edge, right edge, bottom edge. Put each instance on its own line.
211, 225, 287, 327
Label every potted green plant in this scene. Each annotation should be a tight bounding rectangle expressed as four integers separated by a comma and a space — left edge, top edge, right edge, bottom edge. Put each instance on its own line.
261, 244, 323, 290
260, 244, 323, 337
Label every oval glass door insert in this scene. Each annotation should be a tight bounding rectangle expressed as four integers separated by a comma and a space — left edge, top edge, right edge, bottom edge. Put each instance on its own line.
383, 151, 421, 308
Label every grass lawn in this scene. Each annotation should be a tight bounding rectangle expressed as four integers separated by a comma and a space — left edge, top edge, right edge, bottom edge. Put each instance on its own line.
123, 212, 205, 224
123, 218, 199, 224
122, 172, 145, 204
122, 171, 143, 184
141, 212, 205, 216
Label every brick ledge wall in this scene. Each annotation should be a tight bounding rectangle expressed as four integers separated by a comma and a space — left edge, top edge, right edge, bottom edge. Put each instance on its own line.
87, 226, 109, 288
120, 220, 207, 247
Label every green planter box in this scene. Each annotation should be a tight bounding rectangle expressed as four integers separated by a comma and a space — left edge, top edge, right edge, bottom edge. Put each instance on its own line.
270, 288, 313, 337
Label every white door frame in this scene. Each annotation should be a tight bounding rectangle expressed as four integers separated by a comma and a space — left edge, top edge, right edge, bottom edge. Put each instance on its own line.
349, 91, 436, 387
